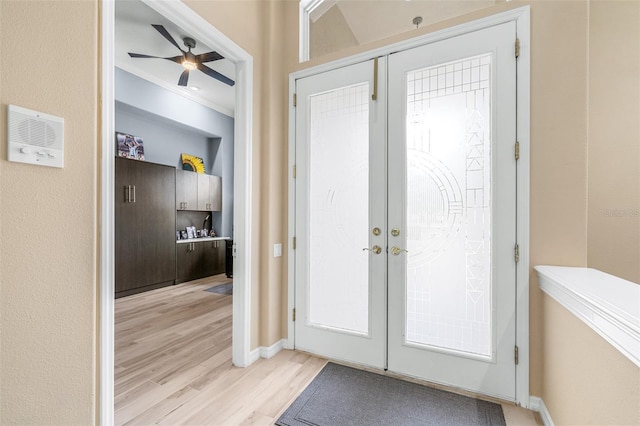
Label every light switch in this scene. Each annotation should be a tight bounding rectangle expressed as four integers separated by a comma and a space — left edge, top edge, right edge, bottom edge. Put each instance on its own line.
274, 243, 282, 257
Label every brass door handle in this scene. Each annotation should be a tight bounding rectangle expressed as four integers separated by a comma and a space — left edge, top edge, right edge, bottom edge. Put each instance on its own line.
391, 246, 408, 256
363, 245, 382, 254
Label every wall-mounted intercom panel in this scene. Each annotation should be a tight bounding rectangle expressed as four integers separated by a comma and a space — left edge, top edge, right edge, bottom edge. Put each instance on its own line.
7, 104, 64, 168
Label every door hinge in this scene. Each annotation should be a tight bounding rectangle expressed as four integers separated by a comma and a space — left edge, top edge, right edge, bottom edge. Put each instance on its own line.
292, 308, 296, 322
293, 236, 296, 250
515, 141, 520, 160
514, 345, 519, 365
514, 244, 520, 263
293, 93, 297, 107
293, 164, 297, 178
515, 38, 520, 59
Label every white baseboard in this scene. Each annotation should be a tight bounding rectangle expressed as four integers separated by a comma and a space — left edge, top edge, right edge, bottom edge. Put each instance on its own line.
260, 339, 286, 359
530, 396, 555, 426
248, 347, 261, 364
249, 339, 287, 364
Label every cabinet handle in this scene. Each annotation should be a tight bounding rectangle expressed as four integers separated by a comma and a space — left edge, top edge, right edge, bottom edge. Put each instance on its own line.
132, 185, 136, 203
124, 185, 129, 203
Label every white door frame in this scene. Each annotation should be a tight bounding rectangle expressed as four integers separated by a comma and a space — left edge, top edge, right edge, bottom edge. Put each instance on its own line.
288, 5, 530, 407
100, 0, 254, 424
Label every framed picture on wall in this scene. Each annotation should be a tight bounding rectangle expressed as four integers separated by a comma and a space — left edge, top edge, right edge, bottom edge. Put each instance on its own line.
116, 132, 145, 161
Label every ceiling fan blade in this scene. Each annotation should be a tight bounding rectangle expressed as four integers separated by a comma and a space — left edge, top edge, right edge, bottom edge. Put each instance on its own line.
197, 63, 235, 87
152, 24, 184, 52
128, 52, 163, 59
129, 53, 184, 64
165, 55, 185, 64
178, 69, 190, 87
195, 51, 224, 63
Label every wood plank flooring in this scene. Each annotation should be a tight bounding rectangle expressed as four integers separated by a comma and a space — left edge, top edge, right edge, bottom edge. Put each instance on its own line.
115, 275, 541, 425
115, 275, 326, 425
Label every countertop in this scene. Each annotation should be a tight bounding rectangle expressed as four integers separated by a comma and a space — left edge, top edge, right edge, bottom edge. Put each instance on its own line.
176, 237, 231, 244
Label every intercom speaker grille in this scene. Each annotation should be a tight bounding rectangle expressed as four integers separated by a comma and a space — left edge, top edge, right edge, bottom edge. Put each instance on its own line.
7, 105, 64, 168
8, 105, 63, 150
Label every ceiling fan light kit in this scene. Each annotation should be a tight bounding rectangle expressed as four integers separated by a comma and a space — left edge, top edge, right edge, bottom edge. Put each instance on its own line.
128, 24, 235, 88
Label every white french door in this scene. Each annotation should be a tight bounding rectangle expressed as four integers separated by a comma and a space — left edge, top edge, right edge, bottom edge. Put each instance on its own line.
294, 59, 387, 368
294, 21, 518, 400
387, 22, 517, 400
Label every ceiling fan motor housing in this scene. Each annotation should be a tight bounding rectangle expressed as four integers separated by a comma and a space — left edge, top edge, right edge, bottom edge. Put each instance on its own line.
183, 37, 196, 50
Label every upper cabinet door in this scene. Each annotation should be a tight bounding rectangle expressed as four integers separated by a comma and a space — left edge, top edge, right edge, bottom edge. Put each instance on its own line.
197, 174, 222, 211
176, 169, 198, 210
210, 175, 222, 211
197, 174, 210, 211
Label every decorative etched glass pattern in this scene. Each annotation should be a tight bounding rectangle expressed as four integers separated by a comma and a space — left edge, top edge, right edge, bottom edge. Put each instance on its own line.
308, 83, 370, 335
405, 54, 492, 356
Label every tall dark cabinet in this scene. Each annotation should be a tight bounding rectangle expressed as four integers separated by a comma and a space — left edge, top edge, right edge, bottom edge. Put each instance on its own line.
115, 157, 176, 298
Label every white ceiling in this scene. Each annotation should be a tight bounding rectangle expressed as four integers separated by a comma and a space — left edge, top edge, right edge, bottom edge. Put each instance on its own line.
115, 0, 236, 117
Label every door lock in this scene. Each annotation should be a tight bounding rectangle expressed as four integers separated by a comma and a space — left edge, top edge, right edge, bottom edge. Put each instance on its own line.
391, 228, 400, 237
390, 246, 408, 256
363, 245, 382, 254
372, 227, 381, 236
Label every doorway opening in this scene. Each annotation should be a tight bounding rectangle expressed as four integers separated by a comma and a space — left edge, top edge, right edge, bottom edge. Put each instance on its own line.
100, 0, 254, 423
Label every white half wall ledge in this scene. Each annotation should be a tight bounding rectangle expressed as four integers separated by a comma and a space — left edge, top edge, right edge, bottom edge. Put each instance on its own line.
535, 265, 640, 367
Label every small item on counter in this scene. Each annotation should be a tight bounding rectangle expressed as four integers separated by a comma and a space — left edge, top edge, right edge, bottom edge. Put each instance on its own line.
180, 230, 188, 240
201, 229, 208, 238
176, 231, 181, 240
209, 229, 216, 237
186, 226, 196, 239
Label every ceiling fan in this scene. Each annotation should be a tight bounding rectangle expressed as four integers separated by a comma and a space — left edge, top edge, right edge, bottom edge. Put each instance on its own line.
128, 24, 235, 87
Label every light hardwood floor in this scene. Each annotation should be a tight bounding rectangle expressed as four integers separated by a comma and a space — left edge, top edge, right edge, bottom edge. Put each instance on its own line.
115, 275, 541, 425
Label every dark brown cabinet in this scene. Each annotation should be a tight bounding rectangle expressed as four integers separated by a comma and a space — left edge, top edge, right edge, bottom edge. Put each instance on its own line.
115, 157, 176, 298
176, 169, 198, 211
176, 239, 226, 284
177, 170, 221, 211
211, 240, 226, 275
198, 174, 222, 211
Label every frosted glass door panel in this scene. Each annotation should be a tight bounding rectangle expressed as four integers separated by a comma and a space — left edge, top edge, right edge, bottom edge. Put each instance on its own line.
308, 83, 370, 335
405, 55, 492, 357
